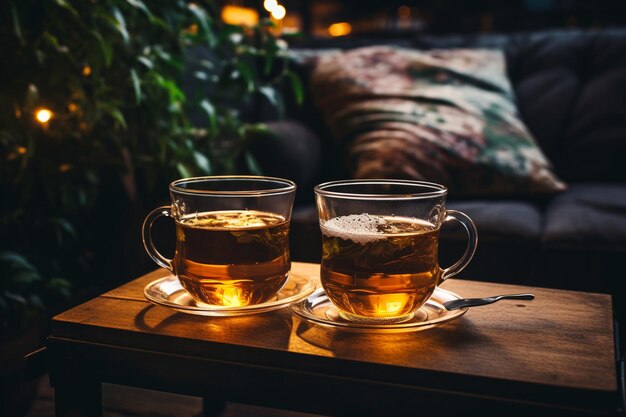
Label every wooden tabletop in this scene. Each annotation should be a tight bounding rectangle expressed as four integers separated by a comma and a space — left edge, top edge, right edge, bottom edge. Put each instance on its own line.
51, 262, 618, 415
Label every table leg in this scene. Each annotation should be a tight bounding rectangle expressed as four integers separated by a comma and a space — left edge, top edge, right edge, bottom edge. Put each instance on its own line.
54, 377, 102, 417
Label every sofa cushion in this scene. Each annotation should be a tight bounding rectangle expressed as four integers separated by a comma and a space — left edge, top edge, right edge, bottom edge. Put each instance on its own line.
506, 30, 626, 182
445, 200, 542, 241
309, 46, 565, 197
539, 184, 626, 307
441, 200, 543, 284
543, 183, 626, 251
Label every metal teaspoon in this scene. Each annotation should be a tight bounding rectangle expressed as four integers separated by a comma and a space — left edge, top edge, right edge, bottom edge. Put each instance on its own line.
443, 293, 535, 310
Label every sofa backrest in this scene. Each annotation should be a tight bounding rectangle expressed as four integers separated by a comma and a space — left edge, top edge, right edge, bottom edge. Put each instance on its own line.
505, 29, 626, 182
288, 29, 626, 183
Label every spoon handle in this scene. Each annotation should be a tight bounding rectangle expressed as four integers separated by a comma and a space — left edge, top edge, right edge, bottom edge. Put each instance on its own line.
444, 293, 535, 310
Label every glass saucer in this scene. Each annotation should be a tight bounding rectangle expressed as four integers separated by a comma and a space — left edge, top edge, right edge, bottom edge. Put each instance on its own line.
290, 287, 467, 333
144, 273, 316, 317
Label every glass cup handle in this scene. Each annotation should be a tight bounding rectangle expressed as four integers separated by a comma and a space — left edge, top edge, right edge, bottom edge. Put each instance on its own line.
441, 209, 478, 282
141, 206, 174, 272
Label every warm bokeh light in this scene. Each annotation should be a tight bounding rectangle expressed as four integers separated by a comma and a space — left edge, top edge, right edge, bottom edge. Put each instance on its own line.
221, 5, 259, 26
271, 5, 286, 20
35, 108, 53, 123
58, 163, 73, 173
398, 5, 411, 19
263, 0, 278, 12
82, 66, 91, 76
328, 22, 352, 37
5, 146, 26, 161
186, 23, 199, 35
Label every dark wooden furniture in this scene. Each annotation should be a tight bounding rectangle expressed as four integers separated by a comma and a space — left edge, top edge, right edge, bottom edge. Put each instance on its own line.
48, 262, 622, 416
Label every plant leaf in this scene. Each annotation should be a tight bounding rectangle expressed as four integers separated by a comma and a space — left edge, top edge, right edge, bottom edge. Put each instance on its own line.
259, 86, 284, 118
245, 123, 271, 135
125, 0, 153, 20
49, 277, 72, 289
176, 162, 193, 178
12, 271, 40, 285
194, 71, 208, 80
130, 69, 142, 104
245, 151, 262, 175
25, 84, 39, 110
47, 278, 72, 299
91, 30, 113, 67
263, 39, 279, 76
0, 251, 36, 271
54, 0, 79, 17
28, 295, 45, 310
235, 61, 255, 93
287, 72, 304, 105
137, 56, 153, 69
100, 105, 127, 129
154, 75, 185, 103
10, 4, 23, 44
50, 218, 77, 239
4, 291, 27, 305
56, 287, 72, 299
187, 3, 215, 47
112, 7, 130, 43
199, 99, 217, 133
192, 150, 211, 175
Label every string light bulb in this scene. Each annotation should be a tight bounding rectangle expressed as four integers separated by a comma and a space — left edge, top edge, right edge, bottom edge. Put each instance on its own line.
271, 4, 286, 20
263, 0, 278, 12
35, 108, 53, 124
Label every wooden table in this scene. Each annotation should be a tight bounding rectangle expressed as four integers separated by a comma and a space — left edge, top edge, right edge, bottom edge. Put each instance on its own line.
48, 262, 622, 416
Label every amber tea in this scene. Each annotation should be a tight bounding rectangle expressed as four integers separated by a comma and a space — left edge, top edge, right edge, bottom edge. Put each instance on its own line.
315, 180, 477, 323
174, 210, 290, 306
321, 214, 441, 319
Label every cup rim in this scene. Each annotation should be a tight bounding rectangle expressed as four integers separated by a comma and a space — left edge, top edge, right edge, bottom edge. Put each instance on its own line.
169, 175, 296, 196
314, 179, 447, 200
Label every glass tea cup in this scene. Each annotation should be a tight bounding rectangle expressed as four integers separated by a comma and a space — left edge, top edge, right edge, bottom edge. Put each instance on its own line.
142, 176, 296, 307
315, 179, 478, 323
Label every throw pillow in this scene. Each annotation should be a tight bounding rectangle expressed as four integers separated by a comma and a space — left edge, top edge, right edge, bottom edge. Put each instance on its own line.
310, 46, 566, 196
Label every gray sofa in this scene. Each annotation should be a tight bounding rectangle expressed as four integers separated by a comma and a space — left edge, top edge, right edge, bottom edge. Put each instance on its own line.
250, 29, 626, 322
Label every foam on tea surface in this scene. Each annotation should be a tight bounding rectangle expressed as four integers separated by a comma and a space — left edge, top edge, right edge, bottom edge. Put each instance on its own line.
321, 214, 432, 244
321, 213, 385, 244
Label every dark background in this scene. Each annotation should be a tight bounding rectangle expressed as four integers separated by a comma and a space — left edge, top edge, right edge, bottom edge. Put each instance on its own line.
222, 0, 626, 37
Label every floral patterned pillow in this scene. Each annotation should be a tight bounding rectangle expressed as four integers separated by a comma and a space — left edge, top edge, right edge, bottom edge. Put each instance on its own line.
310, 46, 566, 196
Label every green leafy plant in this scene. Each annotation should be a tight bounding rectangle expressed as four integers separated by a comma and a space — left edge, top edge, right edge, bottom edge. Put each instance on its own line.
0, 0, 301, 333
0, 252, 70, 339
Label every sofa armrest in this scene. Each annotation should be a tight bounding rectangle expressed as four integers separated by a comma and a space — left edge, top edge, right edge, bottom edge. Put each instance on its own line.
248, 120, 322, 204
